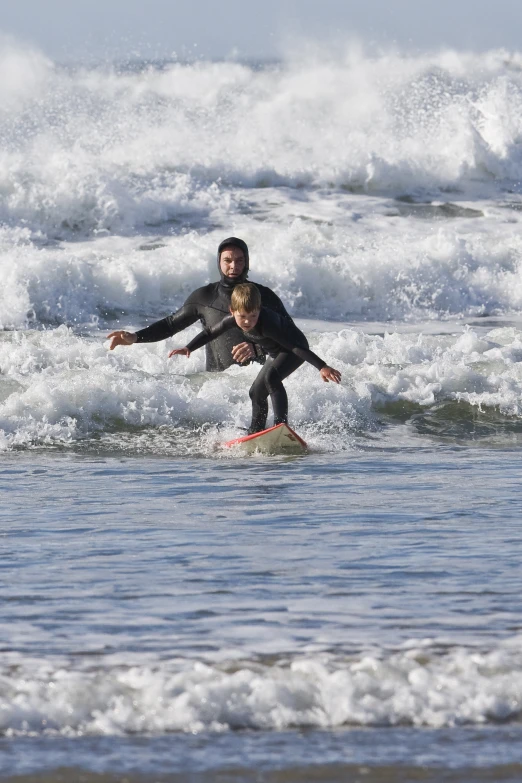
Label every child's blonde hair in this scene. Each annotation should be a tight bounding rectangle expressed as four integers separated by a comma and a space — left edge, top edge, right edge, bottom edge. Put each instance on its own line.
230, 283, 262, 313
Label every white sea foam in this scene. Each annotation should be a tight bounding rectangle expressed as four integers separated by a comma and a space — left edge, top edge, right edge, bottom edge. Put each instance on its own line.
2, 41, 522, 446
2, 639, 522, 735
1, 323, 522, 451
2, 42, 522, 237
2, 42, 522, 329
2, 209, 522, 330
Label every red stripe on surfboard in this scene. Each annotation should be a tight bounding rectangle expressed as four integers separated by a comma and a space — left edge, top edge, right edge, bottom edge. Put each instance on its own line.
224, 423, 307, 449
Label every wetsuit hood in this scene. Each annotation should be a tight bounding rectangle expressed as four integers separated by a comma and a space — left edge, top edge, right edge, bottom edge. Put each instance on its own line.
217, 237, 249, 288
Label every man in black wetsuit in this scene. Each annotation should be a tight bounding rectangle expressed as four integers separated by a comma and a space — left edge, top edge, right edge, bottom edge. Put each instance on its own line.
107, 237, 292, 371
170, 283, 342, 433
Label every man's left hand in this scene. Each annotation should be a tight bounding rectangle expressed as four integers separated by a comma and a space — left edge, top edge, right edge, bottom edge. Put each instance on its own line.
232, 342, 255, 364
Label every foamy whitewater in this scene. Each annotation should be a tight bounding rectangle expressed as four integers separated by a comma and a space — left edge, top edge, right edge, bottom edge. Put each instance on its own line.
2, 39, 522, 782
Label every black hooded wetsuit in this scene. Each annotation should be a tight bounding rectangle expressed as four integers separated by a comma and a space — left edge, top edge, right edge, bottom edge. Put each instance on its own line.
186, 307, 327, 432
134, 237, 293, 372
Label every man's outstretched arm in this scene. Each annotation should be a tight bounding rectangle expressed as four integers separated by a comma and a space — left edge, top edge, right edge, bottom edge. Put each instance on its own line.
107, 303, 200, 350
135, 303, 200, 343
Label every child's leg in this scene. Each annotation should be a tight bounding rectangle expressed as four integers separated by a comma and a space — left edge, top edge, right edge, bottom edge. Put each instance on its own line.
248, 353, 304, 432
248, 361, 272, 433
269, 352, 304, 424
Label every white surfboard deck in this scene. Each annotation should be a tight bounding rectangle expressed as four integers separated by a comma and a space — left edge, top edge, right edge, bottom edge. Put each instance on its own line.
223, 423, 308, 455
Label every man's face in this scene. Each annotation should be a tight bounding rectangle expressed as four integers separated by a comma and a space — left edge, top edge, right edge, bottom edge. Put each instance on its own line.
220, 247, 246, 279
231, 309, 260, 332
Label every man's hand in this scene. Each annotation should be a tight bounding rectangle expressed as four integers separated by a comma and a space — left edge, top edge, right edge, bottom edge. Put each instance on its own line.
106, 330, 137, 350
168, 347, 191, 358
231, 342, 255, 364
320, 366, 342, 383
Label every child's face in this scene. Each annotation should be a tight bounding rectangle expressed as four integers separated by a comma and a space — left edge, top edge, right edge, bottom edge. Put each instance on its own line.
231, 308, 260, 332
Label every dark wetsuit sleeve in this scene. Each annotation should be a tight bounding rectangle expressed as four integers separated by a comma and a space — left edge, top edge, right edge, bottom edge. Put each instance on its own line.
286, 343, 326, 371
186, 316, 236, 353
135, 303, 200, 343
262, 320, 327, 371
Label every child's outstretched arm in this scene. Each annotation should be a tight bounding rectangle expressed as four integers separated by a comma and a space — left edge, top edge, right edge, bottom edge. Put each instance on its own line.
169, 315, 235, 359
320, 366, 342, 383
259, 315, 341, 382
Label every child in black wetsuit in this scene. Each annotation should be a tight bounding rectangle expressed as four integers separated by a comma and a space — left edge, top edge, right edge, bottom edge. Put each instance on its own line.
169, 283, 342, 434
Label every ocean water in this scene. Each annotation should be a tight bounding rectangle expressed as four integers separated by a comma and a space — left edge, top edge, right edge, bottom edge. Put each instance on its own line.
2, 40, 522, 782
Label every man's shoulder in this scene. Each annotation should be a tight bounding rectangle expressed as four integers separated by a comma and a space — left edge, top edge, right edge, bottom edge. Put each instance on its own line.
251, 282, 293, 320
250, 281, 285, 307
259, 306, 284, 328
184, 282, 219, 304
251, 280, 277, 296
186, 282, 218, 296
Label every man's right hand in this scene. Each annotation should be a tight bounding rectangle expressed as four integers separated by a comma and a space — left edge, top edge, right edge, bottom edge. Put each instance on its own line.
231, 342, 255, 364
106, 330, 138, 350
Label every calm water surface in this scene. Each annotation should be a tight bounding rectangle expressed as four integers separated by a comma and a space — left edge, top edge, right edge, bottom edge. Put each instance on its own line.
1, 442, 521, 781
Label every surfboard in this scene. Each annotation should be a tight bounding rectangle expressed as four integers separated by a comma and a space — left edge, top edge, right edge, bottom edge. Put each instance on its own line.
223, 423, 308, 455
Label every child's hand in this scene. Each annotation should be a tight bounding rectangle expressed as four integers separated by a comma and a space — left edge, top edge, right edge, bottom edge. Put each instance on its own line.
320, 366, 341, 383
168, 347, 191, 358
